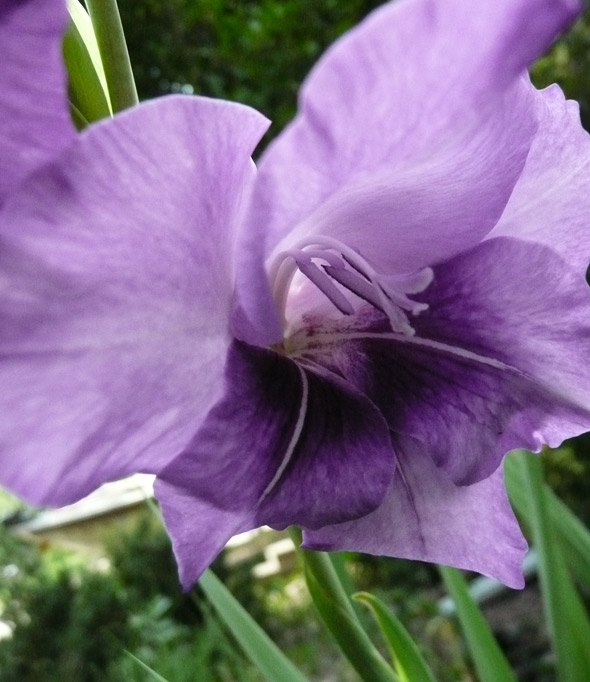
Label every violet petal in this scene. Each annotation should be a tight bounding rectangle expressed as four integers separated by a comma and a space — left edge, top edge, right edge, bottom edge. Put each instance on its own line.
414, 235, 590, 438
248, 0, 579, 272
492, 83, 590, 272
308, 237, 590, 485
304, 434, 528, 589
0, 96, 267, 506
155, 341, 394, 588
0, 0, 75, 203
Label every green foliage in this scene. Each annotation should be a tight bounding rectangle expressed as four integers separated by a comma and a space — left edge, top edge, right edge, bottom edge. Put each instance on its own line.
115, 0, 590, 146
105, 514, 195, 621
506, 449, 590, 592
63, 0, 112, 128
541, 433, 590, 527
0, 527, 128, 682
291, 529, 400, 682
199, 569, 307, 682
0, 521, 262, 682
439, 567, 517, 682
115, 602, 264, 682
512, 452, 590, 682
117, 0, 384, 139
354, 591, 437, 682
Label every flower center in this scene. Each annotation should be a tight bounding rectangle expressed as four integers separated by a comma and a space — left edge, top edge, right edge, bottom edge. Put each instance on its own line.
267, 235, 433, 336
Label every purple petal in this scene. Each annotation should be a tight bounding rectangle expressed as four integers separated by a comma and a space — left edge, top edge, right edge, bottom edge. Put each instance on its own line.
245, 0, 579, 276
405, 236, 590, 481
0, 96, 268, 506
316, 332, 588, 486
0, 0, 75, 203
413, 235, 590, 437
253, 363, 394, 532
155, 341, 394, 588
304, 435, 528, 589
491, 83, 590, 272
305, 237, 590, 485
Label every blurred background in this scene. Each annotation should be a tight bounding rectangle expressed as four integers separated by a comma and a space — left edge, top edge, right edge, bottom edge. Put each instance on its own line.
1, 1, 590, 680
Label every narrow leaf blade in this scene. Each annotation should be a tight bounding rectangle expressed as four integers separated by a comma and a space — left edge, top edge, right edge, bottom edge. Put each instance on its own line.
354, 591, 437, 682
514, 450, 590, 682
439, 566, 517, 682
124, 651, 170, 682
300, 552, 400, 682
505, 453, 590, 590
199, 569, 308, 682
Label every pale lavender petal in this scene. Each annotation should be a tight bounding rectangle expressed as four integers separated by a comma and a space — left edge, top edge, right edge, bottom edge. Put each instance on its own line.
304, 435, 528, 589
245, 0, 578, 277
0, 0, 75, 203
0, 96, 268, 506
236, 0, 580, 343
491, 83, 590, 272
155, 342, 394, 588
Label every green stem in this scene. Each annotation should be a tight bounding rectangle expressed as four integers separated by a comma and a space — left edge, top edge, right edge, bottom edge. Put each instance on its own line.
288, 528, 399, 682
85, 0, 138, 112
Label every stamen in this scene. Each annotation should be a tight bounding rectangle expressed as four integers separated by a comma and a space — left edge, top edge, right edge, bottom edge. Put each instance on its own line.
267, 235, 432, 335
294, 256, 355, 315
323, 265, 384, 310
385, 268, 434, 294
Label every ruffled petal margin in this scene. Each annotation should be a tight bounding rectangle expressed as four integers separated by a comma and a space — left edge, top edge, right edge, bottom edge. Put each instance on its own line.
299, 236, 590, 485
237, 0, 580, 341
491, 83, 590, 272
250, 0, 579, 264
411, 235, 590, 474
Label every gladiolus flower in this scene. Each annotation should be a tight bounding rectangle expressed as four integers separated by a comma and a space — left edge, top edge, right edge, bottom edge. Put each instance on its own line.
1, 0, 589, 588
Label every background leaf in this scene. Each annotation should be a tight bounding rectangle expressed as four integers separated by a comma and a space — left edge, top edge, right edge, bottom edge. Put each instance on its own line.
124, 651, 170, 682
512, 450, 590, 682
439, 566, 517, 682
354, 591, 437, 682
199, 569, 308, 682
505, 452, 590, 590
63, 0, 112, 127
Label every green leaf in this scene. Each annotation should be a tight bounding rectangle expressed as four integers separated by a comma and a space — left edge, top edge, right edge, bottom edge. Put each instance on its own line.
124, 651, 170, 682
302, 558, 399, 682
547, 491, 590, 590
354, 592, 437, 682
439, 566, 517, 682
513, 450, 590, 682
286, 527, 399, 682
63, 0, 111, 127
85, 0, 138, 112
199, 569, 308, 682
505, 453, 590, 590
